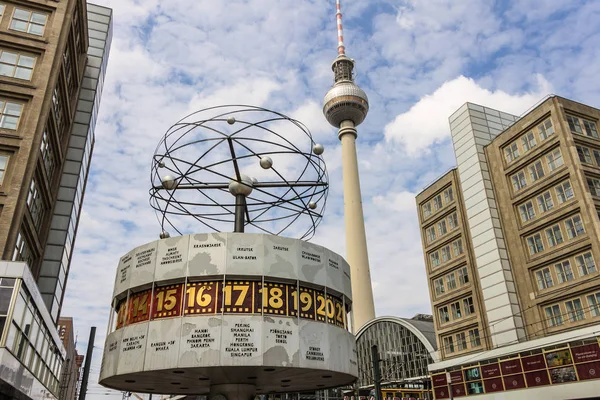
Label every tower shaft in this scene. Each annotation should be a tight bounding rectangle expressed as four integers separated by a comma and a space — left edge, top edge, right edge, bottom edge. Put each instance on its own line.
339, 120, 376, 332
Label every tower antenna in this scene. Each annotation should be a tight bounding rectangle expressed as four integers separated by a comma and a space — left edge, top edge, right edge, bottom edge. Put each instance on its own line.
336, 0, 345, 55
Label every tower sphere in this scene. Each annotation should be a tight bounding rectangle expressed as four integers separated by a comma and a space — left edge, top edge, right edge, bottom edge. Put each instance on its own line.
228, 174, 254, 197
323, 81, 369, 128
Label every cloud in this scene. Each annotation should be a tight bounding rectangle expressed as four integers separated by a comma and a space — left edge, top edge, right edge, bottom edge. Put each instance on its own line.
383, 75, 553, 156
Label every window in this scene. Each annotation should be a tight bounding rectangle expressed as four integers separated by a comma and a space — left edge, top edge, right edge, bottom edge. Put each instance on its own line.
438, 220, 447, 235
512, 171, 527, 191
446, 273, 457, 291
577, 145, 593, 164
587, 292, 600, 317
453, 239, 463, 257
519, 201, 535, 222
0, 154, 8, 184
537, 191, 554, 213
422, 202, 432, 217
535, 268, 554, 290
538, 118, 555, 140
505, 142, 519, 162
451, 301, 462, 319
27, 180, 44, 229
546, 149, 563, 171
564, 215, 584, 239
443, 336, 454, 354
439, 306, 449, 323
568, 115, 583, 134
458, 267, 469, 285
545, 304, 563, 327
448, 212, 458, 230
463, 297, 475, 315
588, 178, 600, 197
40, 130, 55, 181
469, 328, 481, 347
522, 131, 537, 152
594, 150, 600, 166
0, 50, 35, 81
433, 194, 442, 211
441, 245, 451, 263
10, 9, 48, 36
527, 233, 544, 255
584, 120, 599, 138
555, 181, 574, 203
430, 251, 440, 268
576, 252, 596, 276
12, 231, 33, 267
565, 299, 585, 322
444, 187, 454, 204
0, 5, 5, 20
0, 100, 23, 130
529, 160, 545, 182
545, 224, 563, 247
456, 332, 467, 351
434, 278, 445, 296
555, 261, 574, 284
426, 226, 436, 243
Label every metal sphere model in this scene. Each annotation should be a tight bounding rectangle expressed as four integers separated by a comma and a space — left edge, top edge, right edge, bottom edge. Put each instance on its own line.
149, 105, 329, 240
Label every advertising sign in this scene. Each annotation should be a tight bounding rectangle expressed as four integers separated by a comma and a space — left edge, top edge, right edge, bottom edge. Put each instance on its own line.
502, 373, 525, 390
522, 354, 546, 372
481, 363, 501, 378
524, 370, 550, 387
575, 360, 600, 380
483, 377, 503, 393
549, 366, 577, 384
545, 349, 573, 368
571, 343, 600, 364
500, 359, 522, 375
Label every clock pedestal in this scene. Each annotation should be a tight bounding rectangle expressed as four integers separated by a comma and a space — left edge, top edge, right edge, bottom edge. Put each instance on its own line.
210, 384, 255, 400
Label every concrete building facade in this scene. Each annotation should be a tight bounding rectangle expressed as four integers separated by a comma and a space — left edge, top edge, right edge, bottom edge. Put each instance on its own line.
417, 96, 600, 399
0, 2, 112, 399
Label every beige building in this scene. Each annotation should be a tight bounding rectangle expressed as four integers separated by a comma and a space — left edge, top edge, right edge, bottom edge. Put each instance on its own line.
418, 97, 600, 399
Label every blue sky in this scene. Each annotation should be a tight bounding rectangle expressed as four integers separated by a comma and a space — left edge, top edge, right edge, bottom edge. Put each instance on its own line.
62, 0, 600, 397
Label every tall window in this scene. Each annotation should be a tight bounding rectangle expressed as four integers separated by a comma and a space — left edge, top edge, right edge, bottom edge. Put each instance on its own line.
0, 100, 23, 130
512, 171, 527, 191
535, 268, 554, 290
448, 212, 458, 230
545, 225, 563, 247
555, 181, 574, 203
444, 187, 454, 204
451, 301, 462, 319
439, 306, 449, 323
567, 115, 583, 135
453, 239, 463, 257
519, 201, 535, 222
564, 215, 584, 239
505, 142, 519, 162
426, 226, 436, 243
446, 273, 457, 291
12, 231, 33, 266
437, 220, 447, 235
555, 261, 574, 284
575, 252, 596, 276
546, 149, 563, 171
545, 304, 563, 327
456, 332, 467, 351
463, 297, 475, 315
584, 120, 599, 138
587, 292, 600, 317
0, 5, 5, 20
587, 178, 600, 197
27, 180, 44, 228
433, 194, 442, 211
527, 233, 544, 255
538, 118, 554, 140
434, 278, 445, 296
565, 299, 585, 322
430, 251, 440, 268
441, 245, 451, 263
443, 336, 454, 354
0, 154, 8, 184
522, 131, 537, 152
0, 50, 35, 80
529, 160, 545, 182
469, 328, 481, 347
458, 267, 469, 285
40, 130, 55, 181
422, 202, 432, 217
10, 9, 48, 36
577, 145, 593, 164
537, 191, 554, 213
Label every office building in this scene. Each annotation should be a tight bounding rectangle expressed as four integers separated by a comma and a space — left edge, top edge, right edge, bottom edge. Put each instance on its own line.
417, 96, 600, 398
0, 2, 112, 400
58, 317, 83, 400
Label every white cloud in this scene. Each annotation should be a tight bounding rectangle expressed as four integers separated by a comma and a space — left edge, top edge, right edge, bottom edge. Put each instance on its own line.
383, 75, 553, 156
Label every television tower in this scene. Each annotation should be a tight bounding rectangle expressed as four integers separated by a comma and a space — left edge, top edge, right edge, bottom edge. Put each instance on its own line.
323, 0, 375, 332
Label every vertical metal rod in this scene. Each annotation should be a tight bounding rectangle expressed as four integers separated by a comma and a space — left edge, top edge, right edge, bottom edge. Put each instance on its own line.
78, 326, 96, 400
371, 345, 382, 400
234, 195, 246, 232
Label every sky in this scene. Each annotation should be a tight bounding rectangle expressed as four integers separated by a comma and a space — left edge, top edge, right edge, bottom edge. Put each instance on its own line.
59, 0, 600, 397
